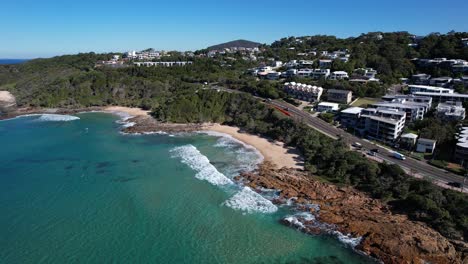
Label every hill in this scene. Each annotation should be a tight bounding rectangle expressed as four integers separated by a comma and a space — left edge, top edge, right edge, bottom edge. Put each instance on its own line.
207, 39, 261, 50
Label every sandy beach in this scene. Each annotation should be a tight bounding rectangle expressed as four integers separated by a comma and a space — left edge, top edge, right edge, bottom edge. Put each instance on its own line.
103, 106, 150, 117
204, 124, 303, 170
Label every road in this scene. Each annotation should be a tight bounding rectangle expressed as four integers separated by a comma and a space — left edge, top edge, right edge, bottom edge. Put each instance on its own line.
206, 84, 467, 192
270, 100, 467, 191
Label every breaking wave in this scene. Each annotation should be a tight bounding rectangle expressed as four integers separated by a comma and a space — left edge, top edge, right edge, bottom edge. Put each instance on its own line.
170, 145, 233, 186
1, 113, 80, 122
224, 187, 278, 214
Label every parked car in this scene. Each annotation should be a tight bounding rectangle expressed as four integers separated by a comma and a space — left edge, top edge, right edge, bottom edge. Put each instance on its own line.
371, 148, 379, 153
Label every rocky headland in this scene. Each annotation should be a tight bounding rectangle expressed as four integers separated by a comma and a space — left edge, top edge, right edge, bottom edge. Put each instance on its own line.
237, 162, 467, 264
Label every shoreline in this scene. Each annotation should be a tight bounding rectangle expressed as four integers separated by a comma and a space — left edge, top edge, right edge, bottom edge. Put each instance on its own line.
202, 124, 303, 170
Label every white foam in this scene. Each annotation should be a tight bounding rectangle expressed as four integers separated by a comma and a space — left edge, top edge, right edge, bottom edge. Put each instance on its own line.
224, 187, 278, 214
332, 231, 363, 248
283, 212, 316, 229
170, 145, 233, 186
35, 114, 80, 122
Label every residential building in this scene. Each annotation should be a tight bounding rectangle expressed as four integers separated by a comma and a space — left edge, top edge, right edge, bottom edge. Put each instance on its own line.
329, 71, 349, 80
453, 64, 468, 74
327, 89, 352, 104
284, 82, 323, 102
319, 59, 333, 69
400, 133, 418, 149
270, 61, 283, 68
361, 108, 406, 142
455, 127, 468, 165
463, 38, 468, 47
413, 92, 468, 103
429, 77, 453, 87
381, 94, 432, 107
339, 107, 364, 128
436, 101, 466, 121
411, 74, 431, 85
283, 69, 297, 77
409, 85, 454, 94
317, 102, 339, 112
371, 99, 430, 123
416, 138, 437, 154
134, 61, 193, 67
310, 69, 330, 79
297, 69, 313, 78
266, 71, 281, 80
298, 60, 314, 68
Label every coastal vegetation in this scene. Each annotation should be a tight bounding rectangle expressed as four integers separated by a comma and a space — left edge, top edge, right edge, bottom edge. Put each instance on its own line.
1, 31, 467, 244
153, 89, 468, 241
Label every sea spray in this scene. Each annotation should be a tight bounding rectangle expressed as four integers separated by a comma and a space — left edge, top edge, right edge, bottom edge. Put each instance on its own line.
223, 187, 278, 214
170, 145, 233, 186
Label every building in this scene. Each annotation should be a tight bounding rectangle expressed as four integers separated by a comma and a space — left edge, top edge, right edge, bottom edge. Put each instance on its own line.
411, 74, 431, 85
381, 94, 432, 107
310, 69, 330, 79
298, 60, 314, 68
409, 85, 454, 94
429, 77, 453, 87
413, 92, 468, 103
455, 127, 468, 165
416, 138, 437, 154
297, 69, 313, 78
436, 101, 466, 121
284, 82, 323, 102
319, 59, 333, 68
400, 133, 418, 149
317, 102, 339, 112
266, 71, 281, 80
453, 64, 468, 74
134, 61, 193, 67
327, 89, 352, 104
371, 99, 430, 123
361, 108, 406, 142
354, 68, 378, 79
329, 71, 349, 80
339, 107, 364, 128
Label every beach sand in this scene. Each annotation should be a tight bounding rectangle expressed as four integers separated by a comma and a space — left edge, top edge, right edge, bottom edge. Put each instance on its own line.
103, 106, 150, 117
204, 124, 303, 170
0, 91, 16, 106
102, 106, 303, 169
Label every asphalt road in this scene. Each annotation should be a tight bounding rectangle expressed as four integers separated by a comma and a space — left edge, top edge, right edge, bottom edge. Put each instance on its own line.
269, 100, 467, 191
207, 85, 467, 191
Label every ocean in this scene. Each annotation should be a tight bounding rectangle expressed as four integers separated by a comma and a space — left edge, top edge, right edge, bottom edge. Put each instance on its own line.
0, 112, 374, 263
0, 59, 29, 65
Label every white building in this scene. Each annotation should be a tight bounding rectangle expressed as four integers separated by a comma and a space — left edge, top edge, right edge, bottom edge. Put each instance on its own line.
317, 102, 339, 112
266, 71, 281, 80
416, 138, 437, 154
409, 85, 454, 94
284, 82, 323, 102
436, 101, 466, 121
297, 69, 313, 78
361, 108, 406, 142
329, 71, 349, 80
310, 69, 330, 79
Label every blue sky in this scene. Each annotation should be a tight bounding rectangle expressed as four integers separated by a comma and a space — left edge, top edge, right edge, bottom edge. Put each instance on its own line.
1, 0, 467, 58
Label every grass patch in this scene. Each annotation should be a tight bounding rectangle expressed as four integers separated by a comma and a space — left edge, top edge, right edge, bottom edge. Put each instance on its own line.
351, 97, 378, 107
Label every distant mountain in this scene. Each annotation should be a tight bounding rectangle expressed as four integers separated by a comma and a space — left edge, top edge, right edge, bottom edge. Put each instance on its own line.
207, 39, 261, 50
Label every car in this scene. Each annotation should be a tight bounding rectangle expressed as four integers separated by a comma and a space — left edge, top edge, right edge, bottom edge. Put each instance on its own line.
447, 182, 462, 188
371, 148, 379, 153
283, 107, 289, 111
352, 142, 362, 149
367, 151, 376, 156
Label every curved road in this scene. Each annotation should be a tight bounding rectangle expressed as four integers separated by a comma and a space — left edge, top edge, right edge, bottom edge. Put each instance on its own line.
270, 100, 467, 191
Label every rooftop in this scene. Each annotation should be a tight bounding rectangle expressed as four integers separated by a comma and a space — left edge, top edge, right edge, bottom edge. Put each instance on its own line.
341, 107, 363, 114
328, 89, 352, 95
418, 138, 437, 144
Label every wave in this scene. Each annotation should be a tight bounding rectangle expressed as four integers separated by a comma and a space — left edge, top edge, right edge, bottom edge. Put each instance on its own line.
36, 114, 80, 122
201, 131, 264, 173
170, 145, 233, 186
332, 231, 363, 248
223, 187, 278, 214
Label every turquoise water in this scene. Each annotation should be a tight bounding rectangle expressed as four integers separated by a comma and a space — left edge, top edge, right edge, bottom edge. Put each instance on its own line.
0, 113, 374, 264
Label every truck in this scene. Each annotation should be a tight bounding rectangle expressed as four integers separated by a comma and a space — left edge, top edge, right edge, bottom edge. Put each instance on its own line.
392, 152, 406, 160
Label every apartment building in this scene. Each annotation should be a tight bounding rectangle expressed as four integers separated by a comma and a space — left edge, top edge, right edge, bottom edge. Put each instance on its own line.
327, 89, 352, 104
284, 82, 323, 102
436, 101, 466, 121
329, 71, 349, 80
413, 92, 468, 103
361, 108, 406, 142
317, 102, 339, 112
409, 85, 454, 94
371, 99, 430, 123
